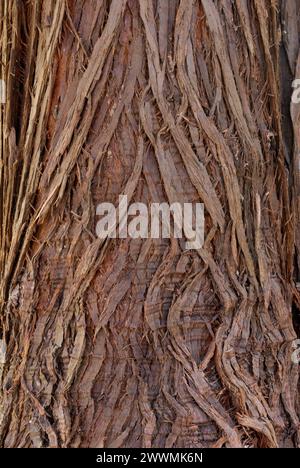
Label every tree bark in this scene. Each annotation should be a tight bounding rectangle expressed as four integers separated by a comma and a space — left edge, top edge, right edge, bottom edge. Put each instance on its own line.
0, 0, 299, 448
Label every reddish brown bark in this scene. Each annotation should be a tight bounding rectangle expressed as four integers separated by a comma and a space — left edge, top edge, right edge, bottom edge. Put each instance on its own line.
0, 0, 299, 448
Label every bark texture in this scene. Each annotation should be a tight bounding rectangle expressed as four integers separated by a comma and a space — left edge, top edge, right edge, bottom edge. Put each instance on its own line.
0, 0, 300, 448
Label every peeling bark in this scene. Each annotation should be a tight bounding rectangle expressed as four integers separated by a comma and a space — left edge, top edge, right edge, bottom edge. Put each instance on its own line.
0, 0, 299, 448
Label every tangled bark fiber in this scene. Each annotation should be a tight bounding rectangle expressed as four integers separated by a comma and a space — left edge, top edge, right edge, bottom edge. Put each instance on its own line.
0, 0, 299, 448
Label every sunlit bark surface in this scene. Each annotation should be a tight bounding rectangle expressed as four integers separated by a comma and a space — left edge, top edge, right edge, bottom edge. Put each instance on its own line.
0, 0, 299, 448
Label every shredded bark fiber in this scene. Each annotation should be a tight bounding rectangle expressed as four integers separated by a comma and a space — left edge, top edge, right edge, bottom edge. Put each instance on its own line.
0, 0, 299, 448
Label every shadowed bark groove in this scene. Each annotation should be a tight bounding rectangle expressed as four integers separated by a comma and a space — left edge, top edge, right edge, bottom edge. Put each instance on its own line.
0, 0, 299, 448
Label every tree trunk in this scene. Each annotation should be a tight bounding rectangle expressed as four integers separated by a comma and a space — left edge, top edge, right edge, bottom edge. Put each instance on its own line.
0, 0, 299, 448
